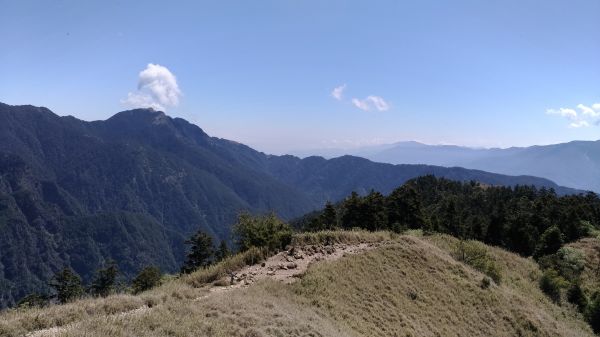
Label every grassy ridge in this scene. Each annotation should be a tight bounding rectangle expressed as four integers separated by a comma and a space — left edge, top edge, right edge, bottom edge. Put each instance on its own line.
0, 231, 593, 337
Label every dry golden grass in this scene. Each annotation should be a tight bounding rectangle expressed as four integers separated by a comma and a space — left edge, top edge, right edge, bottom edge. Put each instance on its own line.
182, 246, 269, 288
292, 234, 591, 337
291, 229, 398, 246
567, 237, 600, 293
0, 231, 593, 337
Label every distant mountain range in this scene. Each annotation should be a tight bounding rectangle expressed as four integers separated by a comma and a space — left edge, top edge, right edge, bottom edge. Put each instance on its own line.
293, 140, 600, 193
0, 102, 584, 307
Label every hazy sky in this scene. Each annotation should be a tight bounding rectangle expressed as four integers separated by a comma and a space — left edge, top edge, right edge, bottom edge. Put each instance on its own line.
1, 0, 599, 154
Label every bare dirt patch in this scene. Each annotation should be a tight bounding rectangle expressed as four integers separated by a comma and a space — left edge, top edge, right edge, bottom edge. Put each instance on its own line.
209, 241, 388, 293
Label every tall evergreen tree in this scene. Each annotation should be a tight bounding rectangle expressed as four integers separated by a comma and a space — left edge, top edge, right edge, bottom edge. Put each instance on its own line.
341, 192, 363, 229
386, 185, 424, 231
90, 260, 119, 297
48, 267, 84, 304
181, 230, 214, 274
363, 190, 387, 231
320, 202, 338, 230
215, 240, 231, 262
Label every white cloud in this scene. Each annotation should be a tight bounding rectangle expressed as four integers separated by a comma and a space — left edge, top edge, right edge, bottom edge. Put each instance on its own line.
352, 95, 390, 111
367, 96, 390, 111
331, 84, 346, 101
351, 98, 371, 111
122, 63, 182, 111
547, 101, 600, 128
569, 120, 590, 128
578, 103, 600, 117
546, 108, 577, 120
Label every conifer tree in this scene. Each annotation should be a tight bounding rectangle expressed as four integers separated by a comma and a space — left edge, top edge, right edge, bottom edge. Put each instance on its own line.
49, 267, 84, 304
341, 191, 363, 229
181, 230, 214, 273
215, 240, 231, 262
320, 202, 337, 230
90, 260, 119, 297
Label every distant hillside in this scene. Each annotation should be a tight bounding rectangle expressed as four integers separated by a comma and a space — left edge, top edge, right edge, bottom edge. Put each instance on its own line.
297, 140, 600, 192
0, 102, 583, 307
0, 233, 592, 337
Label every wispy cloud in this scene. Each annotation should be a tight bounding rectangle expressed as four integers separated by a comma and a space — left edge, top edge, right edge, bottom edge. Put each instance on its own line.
122, 63, 182, 111
546, 108, 577, 120
331, 84, 390, 112
578, 104, 600, 117
352, 95, 390, 111
569, 120, 590, 128
331, 84, 346, 101
547, 102, 600, 128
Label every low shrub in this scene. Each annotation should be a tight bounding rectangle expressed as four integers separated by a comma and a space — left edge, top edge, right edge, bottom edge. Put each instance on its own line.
539, 269, 567, 303
132, 266, 162, 294
567, 282, 587, 312
234, 212, 293, 252
453, 240, 502, 284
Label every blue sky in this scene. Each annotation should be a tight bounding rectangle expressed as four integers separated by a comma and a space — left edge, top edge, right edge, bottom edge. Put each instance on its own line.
1, 0, 599, 154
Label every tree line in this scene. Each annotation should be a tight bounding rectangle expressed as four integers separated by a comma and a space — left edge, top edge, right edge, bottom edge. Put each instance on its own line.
298, 175, 600, 257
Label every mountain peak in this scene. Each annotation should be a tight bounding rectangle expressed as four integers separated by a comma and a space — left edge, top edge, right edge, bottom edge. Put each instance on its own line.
108, 108, 168, 123
103, 108, 177, 132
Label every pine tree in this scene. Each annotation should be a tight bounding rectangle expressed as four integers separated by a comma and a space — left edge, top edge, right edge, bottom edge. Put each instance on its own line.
215, 240, 231, 262
48, 267, 84, 304
364, 190, 387, 231
320, 202, 337, 230
181, 230, 214, 273
341, 191, 362, 229
386, 185, 424, 231
90, 260, 119, 297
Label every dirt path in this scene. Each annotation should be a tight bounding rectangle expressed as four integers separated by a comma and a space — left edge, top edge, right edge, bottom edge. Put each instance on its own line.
26, 241, 388, 337
209, 241, 386, 293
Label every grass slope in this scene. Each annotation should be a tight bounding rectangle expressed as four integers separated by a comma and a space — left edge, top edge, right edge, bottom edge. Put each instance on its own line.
0, 232, 592, 337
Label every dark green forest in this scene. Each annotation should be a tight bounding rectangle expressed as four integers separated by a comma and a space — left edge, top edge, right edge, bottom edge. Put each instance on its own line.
299, 175, 600, 257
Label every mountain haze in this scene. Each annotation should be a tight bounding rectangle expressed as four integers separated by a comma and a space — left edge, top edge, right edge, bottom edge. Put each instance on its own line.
0, 102, 583, 307
296, 140, 600, 193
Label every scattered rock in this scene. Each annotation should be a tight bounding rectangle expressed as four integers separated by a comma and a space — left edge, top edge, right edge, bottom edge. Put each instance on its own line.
286, 262, 297, 269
